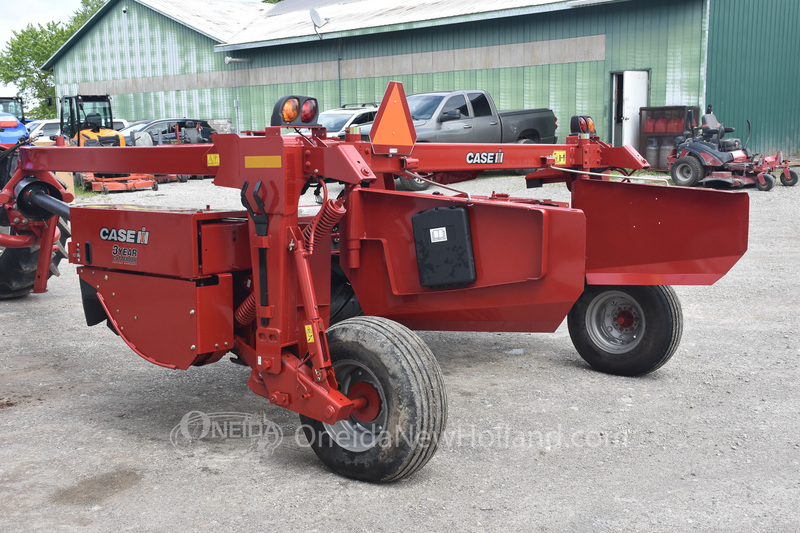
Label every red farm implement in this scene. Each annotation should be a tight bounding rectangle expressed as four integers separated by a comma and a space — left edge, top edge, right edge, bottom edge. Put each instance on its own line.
0, 83, 749, 481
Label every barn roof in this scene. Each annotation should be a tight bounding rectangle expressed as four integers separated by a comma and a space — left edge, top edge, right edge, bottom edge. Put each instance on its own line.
43, 0, 625, 69
222, 0, 624, 51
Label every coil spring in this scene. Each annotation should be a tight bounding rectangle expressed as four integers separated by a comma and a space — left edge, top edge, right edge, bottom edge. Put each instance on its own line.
302, 197, 346, 254
234, 291, 256, 327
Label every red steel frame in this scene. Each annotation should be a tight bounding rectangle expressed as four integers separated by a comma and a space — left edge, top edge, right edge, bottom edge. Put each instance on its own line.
0, 87, 749, 424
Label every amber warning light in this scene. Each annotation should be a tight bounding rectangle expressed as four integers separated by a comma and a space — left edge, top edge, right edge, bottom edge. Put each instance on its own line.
271, 96, 319, 127
369, 81, 417, 156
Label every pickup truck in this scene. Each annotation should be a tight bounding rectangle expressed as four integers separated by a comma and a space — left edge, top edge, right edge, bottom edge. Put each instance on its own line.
404, 90, 556, 145
359, 90, 557, 189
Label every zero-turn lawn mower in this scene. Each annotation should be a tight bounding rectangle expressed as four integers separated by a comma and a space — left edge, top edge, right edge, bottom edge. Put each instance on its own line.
669, 105, 797, 191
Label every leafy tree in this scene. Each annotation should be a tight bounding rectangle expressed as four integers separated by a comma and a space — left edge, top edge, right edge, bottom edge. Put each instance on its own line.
68, 0, 109, 31
0, 0, 106, 119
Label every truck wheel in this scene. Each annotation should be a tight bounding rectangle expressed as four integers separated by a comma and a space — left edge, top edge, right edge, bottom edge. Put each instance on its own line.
0, 215, 71, 299
395, 174, 430, 191
514, 136, 539, 175
670, 156, 704, 187
300, 316, 447, 482
567, 285, 683, 376
755, 174, 775, 191
780, 169, 797, 187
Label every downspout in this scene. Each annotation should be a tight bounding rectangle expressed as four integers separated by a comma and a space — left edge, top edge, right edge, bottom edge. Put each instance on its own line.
234, 98, 240, 134
700, 0, 711, 111
337, 38, 343, 108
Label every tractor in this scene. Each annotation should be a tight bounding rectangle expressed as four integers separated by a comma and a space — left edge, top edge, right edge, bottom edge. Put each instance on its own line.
56, 94, 157, 192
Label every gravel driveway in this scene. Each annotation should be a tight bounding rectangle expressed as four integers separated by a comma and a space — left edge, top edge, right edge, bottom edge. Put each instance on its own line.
1, 174, 798, 531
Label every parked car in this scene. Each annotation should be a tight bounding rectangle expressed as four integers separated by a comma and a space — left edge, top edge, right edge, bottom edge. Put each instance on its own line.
27, 119, 61, 140
118, 120, 150, 145
0, 112, 29, 145
316, 104, 378, 137
123, 118, 216, 145
113, 119, 130, 130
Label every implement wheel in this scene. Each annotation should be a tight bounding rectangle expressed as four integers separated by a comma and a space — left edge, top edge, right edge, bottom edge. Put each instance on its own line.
567, 285, 683, 376
670, 156, 704, 187
755, 174, 775, 191
780, 169, 798, 187
300, 316, 447, 482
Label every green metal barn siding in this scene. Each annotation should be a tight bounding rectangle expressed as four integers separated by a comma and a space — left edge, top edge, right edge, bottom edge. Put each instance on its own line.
331, 0, 705, 140
52, 0, 707, 135
707, 0, 800, 154
53, 1, 228, 122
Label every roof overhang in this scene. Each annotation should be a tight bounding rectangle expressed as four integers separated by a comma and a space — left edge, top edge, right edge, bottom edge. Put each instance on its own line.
217, 0, 630, 53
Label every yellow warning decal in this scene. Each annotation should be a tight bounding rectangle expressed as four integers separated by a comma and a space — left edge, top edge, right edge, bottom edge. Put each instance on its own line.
207, 153, 220, 167
305, 324, 314, 343
245, 156, 282, 169
553, 150, 567, 165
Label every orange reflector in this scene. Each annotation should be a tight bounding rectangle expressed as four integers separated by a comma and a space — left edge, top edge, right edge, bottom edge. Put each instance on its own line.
369, 81, 416, 155
282, 99, 300, 122
586, 117, 595, 134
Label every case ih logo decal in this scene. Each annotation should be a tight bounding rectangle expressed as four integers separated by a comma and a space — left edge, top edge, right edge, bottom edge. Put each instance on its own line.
466, 151, 504, 164
100, 227, 149, 266
100, 227, 150, 245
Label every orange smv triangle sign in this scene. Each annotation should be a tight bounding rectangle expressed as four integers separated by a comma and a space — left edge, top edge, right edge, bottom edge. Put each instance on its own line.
369, 81, 417, 155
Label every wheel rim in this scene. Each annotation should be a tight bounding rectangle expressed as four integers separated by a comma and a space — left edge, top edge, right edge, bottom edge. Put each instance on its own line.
323, 359, 387, 452
677, 163, 693, 182
585, 291, 645, 354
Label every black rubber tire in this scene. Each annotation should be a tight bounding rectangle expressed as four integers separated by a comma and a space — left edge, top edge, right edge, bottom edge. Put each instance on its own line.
395, 174, 430, 191
755, 174, 775, 191
780, 169, 798, 187
567, 285, 683, 376
670, 156, 704, 187
514, 136, 540, 175
0, 216, 71, 299
300, 316, 447, 482
329, 267, 363, 325
152, 181, 158, 191
178, 174, 189, 183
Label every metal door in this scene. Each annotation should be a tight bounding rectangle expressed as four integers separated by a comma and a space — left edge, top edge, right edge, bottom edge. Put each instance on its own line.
612, 71, 649, 147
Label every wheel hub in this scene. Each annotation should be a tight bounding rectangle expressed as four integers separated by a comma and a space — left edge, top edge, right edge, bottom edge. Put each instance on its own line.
585, 291, 646, 354
347, 380, 381, 422
323, 360, 387, 452
613, 306, 638, 331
